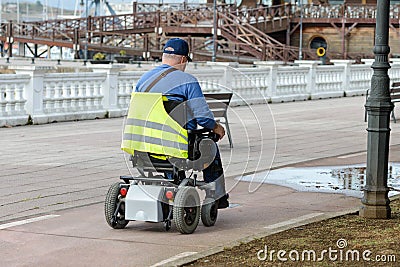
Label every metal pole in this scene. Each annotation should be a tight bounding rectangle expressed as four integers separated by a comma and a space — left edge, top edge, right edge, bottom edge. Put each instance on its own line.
360, 0, 392, 219
341, 1, 346, 59
16, 0, 20, 23
298, 0, 303, 60
212, 0, 217, 62
0, 0, 2, 57
85, 0, 88, 61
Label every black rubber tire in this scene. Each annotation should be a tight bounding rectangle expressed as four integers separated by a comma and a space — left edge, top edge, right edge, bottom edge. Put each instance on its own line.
173, 187, 200, 234
105, 182, 129, 229
201, 198, 218, 227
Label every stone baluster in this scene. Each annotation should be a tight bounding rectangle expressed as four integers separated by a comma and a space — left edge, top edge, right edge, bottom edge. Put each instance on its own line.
285, 73, 291, 95
243, 74, 249, 98
78, 80, 87, 111
43, 83, 49, 112
258, 74, 265, 96
0, 85, 6, 116
122, 80, 129, 107
117, 80, 124, 108
243, 73, 250, 99
268, 65, 278, 101
5, 84, 15, 115
93, 81, 102, 109
298, 72, 304, 94
290, 73, 296, 94
86, 80, 95, 109
15, 83, 25, 115
46, 83, 55, 113
62, 82, 72, 112
125, 80, 132, 107
54, 81, 63, 113
255, 74, 262, 95
70, 82, 79, 111
332, 60, 356, 96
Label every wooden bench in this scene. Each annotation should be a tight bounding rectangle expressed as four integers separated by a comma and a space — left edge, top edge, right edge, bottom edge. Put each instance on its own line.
204, 92, 233, 148
364, 82, 400, 123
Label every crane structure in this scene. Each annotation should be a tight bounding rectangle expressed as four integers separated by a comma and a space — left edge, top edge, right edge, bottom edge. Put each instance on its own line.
75, 0, 116, 17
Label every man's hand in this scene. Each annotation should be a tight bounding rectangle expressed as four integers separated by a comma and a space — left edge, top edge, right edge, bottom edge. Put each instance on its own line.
213, 122, 225, 140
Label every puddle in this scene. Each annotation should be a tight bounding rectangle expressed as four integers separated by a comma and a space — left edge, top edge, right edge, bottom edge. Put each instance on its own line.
238, 163, 400, 198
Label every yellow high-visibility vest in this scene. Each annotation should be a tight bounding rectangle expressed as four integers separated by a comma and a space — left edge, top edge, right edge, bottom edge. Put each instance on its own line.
121, 92, 189, 159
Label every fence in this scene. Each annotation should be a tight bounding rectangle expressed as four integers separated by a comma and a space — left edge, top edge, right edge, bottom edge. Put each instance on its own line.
1, 59, 399, 127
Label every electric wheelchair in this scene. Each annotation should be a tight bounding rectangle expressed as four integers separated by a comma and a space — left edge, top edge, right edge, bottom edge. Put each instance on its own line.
104, 92, 221, 234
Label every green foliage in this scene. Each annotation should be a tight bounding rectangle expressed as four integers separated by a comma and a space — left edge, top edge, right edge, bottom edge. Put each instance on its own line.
119, 50, 127, 56
93, 52, 106, 60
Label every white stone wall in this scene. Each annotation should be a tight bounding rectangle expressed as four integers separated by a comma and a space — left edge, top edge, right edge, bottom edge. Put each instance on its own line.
1, 60, 400, 126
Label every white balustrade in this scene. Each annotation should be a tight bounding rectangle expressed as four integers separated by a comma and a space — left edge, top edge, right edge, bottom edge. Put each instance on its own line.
2, 59, 397, 126
274, 66, 309, 102
389, 63, 400, 83
43, 73, 106, 117
314, 66, 344, 98
230, 67, 270, 104
348, 65, 373, 96
0, 74, 30, 126
118, 71, 144, 111
189, 68, 226, 93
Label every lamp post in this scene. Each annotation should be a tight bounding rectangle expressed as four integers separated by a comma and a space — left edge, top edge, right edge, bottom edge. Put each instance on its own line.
17, 0, 20, 24
212, 0, 217, 62
298, 0, 303, 60
360, 0, 392, 219
80, 0, 89, 61
0, 0, 2, 32
341, 0, 347, 59
85, 0, 88, 61
0, 0, 2, 57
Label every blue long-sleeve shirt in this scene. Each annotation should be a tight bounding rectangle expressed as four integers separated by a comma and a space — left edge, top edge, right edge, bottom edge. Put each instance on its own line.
135, 64, 216, 130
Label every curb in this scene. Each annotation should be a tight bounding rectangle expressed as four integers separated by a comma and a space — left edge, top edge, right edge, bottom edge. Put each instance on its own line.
163, 194, 400, 267
162, 207, 360, 267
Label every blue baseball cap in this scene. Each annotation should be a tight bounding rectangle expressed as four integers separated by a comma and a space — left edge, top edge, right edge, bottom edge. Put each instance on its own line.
163, 38, 192, 62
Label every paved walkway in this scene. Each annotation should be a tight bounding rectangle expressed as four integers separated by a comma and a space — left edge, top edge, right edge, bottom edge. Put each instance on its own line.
1, 96, 399, 266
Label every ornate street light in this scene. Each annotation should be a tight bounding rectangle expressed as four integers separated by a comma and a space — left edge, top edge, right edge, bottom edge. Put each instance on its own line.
361, 0, 392, 219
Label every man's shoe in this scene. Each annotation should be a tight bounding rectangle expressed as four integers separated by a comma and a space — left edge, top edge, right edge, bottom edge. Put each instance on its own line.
217, 194, 229, 209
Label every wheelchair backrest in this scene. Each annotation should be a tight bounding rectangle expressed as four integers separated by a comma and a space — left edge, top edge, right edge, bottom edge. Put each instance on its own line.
121, 92, 189, 159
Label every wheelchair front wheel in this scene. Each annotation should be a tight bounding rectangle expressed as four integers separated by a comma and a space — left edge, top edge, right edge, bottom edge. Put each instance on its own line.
201, 198, 218, 227
173, 187, 200, 234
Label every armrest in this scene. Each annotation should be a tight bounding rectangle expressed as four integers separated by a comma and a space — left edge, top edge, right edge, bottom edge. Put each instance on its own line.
187, 128, 210, 134
188, 128, 220, 142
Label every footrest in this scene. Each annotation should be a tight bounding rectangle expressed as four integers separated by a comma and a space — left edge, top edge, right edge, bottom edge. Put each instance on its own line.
120, 175, 176, 186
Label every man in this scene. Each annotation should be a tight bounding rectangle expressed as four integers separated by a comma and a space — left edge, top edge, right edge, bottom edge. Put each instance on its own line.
135, 38, 229, 209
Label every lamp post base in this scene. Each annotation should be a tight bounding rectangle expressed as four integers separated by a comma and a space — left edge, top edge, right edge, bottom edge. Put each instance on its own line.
359, 190, 391, 219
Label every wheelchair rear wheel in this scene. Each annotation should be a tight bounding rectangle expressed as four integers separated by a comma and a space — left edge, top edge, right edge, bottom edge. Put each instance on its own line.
105, 182, 129, 229
173, 187, 200, 234
201, 198, 218, 227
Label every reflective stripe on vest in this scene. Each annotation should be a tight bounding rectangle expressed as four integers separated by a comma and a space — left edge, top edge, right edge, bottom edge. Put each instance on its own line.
123, 134, 187, 151
121, 92, 189, 158
125, 118, 188, 142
